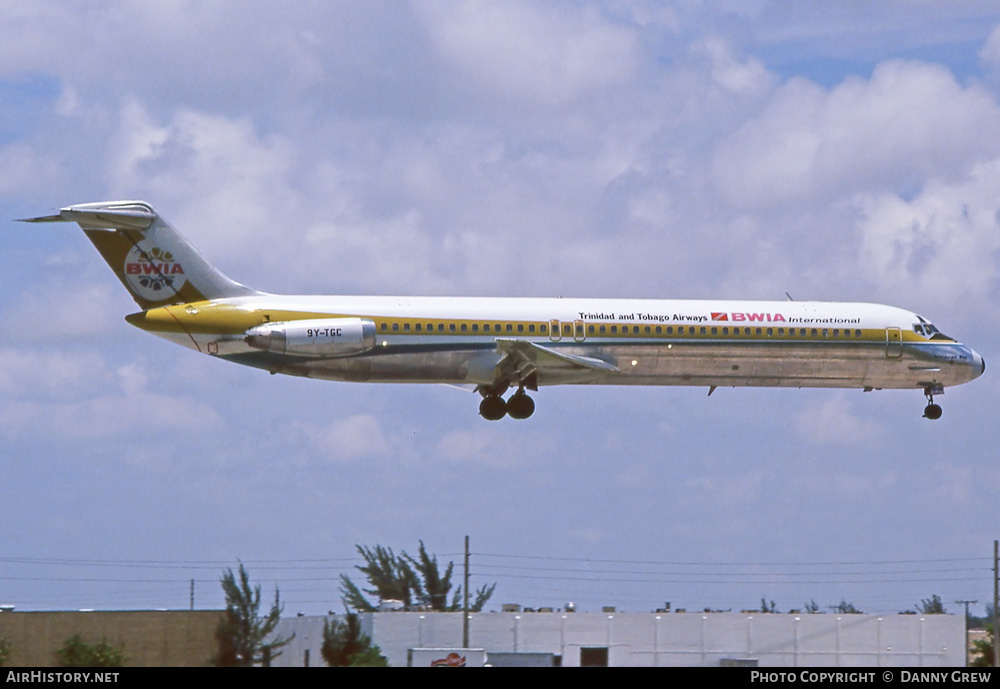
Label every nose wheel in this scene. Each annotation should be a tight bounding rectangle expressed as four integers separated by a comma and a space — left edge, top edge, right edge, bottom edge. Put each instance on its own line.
922, 385, 943, 420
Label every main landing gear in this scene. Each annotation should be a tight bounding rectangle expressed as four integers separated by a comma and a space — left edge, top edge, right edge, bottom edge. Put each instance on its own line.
479, 388, 535, 421
922, 384, 944, 420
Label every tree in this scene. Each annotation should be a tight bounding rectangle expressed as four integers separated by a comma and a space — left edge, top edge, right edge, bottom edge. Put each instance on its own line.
760, 597, 777, 613
322, 613, 389, 667
213, 563, 292, 667
804, 599, 821, 614
969, 623, 995, 668
340, 545, 418, 612
55, 635, 126, 667
340, 541, 496, 613
915, 594, 946, 614
831, 600, 863, 614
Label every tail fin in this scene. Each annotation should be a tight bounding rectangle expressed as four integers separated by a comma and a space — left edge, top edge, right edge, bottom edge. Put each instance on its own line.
20, 201, 259, 309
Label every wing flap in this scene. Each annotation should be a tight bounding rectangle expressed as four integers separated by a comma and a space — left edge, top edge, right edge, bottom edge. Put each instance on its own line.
493, 339, 618, 387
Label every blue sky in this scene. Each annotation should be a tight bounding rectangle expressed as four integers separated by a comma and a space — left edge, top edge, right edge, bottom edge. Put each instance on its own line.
1, 2, 998, 617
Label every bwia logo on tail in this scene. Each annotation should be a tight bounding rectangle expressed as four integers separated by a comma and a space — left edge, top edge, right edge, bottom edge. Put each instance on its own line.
124, 242, 188, 300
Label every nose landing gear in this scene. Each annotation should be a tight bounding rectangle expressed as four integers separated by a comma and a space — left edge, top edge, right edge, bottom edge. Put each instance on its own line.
922, 384, 944, 420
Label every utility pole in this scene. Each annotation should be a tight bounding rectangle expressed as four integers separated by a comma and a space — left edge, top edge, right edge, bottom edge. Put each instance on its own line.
190, 578, 195, 611
955, 599, 977, 667
463, 535, 470, 648
993, 540, 998, 668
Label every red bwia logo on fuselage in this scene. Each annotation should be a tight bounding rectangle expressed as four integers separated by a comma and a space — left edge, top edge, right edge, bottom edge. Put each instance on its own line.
712, 312, 786, 322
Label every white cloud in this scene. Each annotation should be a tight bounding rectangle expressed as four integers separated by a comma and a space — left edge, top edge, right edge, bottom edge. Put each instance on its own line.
0, 348, 112, 400
0, 392, 223, 440
855, 158, 1000, 316
307, 414, 391, 463
418, 0, 640, 107
792, 394, 881, 446
713, 60, 1000, 209
6, 282, 122, 342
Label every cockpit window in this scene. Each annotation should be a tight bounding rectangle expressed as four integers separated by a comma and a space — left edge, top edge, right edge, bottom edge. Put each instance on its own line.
915, 316, 953, 341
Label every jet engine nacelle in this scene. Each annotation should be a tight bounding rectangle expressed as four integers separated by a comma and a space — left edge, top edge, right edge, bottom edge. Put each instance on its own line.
245, 318, 376, 357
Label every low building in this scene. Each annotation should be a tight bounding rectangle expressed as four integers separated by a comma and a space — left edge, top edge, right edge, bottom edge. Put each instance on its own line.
0, 610, 222, 667
271, 611, 965, 667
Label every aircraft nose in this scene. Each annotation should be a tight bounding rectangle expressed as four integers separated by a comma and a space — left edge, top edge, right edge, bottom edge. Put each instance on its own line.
972, 349, 985, 378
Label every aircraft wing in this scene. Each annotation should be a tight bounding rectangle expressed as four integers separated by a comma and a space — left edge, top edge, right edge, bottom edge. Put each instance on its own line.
493, 339, 619, 388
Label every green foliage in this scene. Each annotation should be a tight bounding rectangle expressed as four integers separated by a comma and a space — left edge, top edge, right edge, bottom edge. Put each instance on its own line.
340, 545, 418, 612
322, 613, 388, 667
55, 635, 127, 667
213, 562, 292, 667
831, 600, 863, 614
340, 541, 496, 613
760, 597, 777, 613
804, 599, 820, 614
406, 542, 453, 610
969, 623, 995, 668
0, 637, 11, 667
916, 594, 946, 614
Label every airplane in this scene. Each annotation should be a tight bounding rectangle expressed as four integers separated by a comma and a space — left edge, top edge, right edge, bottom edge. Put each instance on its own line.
21, 200, 985, 421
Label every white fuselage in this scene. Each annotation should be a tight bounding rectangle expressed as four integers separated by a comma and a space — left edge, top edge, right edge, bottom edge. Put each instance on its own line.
135, 295, 985, 392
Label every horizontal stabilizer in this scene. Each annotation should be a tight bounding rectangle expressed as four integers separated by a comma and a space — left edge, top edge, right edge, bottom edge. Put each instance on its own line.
20, 202, 157, 230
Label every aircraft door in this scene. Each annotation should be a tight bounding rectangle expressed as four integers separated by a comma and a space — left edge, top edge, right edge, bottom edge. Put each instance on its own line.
885, 327, 902, 357
549, 319, 561, 341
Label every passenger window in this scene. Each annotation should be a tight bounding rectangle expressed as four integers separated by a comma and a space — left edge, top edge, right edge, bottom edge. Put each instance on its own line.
529, 324, 535, 333
588, 325, 595, 334
461, 324, 467, 332
381, 323, 387, 332
540, 324, 547, 334
450, 323, 456, 332
517, 324, 524, 333
600, 325, 606, 334
506, 324, 513, 332
392, 323, 399, 331
655, 326, 662, 334
700, 327, 707, 335
611, 326, 618, 333
711, 327, 717, 335
404, 323, 410, 332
